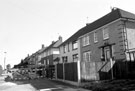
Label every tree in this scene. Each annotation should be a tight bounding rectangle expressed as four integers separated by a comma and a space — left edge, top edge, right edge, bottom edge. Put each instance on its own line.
6, 64, 11, 71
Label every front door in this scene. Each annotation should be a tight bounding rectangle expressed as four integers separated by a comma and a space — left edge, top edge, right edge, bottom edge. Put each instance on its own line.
104, 47, 111, 61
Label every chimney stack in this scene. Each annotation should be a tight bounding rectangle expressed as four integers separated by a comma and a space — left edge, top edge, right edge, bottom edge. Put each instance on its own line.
111, 7, 117, 12
42, 44, 44, 49
52, 41, 55, 44
58, 36, 62, 42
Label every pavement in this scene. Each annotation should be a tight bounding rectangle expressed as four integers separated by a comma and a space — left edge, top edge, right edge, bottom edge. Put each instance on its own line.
0, 76, 90, 91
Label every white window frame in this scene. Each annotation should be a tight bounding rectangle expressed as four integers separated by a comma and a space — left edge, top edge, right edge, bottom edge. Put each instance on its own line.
67, 43, 70, 52
103, 27, 109, 40
72, 41, 78, 50
82, 35, 90, 46
62, 56, 68, 63
94, 32, 98, 43
83, 51, 91, 62
63, 45, 67, 53
73, 54, 78, 62
82, 37, 85, 46
86, 35, 90, 45
47, 59, 49, 65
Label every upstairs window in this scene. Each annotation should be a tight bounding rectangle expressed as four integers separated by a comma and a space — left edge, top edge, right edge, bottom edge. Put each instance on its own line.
72, 40, 78, 50
63, 45, 67, 53
82, 35, 90, 46
83, 51, 91, 62
67, 43, 70, 52
94, 32, 98, 43
44, 52, 46, 57
103, 27, 109, 40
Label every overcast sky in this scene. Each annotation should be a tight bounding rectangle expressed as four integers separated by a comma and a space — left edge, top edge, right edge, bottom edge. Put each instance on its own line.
0, 0, 135, 68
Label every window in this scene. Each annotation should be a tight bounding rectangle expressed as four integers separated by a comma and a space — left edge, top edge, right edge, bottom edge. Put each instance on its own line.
47, 51, 50, 56
68, 43, 70, 52
44, 52, 46, 57
82, 35, 90, 46
53, 50, 59, 54
100, 48, 105, 60
94, 32, 98, 43
62, 56, 68, 63
103, 27, 109, 40
47, 59, 49, 65
83, 51, 91, 62
73, 54, 78, 62
44, 60, 46, 65
72, 41, 78, 50
63, 45, 66, 53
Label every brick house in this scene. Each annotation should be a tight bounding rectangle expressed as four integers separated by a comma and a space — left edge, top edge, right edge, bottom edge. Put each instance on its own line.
57, 8, 135, 82
79, 8, 135, 81
40, 36, 62, 66
59, 37, 80, 63
58, 28, 81, 82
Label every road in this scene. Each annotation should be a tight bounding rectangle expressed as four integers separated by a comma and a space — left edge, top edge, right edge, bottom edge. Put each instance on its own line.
0, 76, 89, 91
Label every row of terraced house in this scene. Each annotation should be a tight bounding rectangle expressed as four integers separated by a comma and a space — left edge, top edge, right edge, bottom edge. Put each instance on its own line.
14, 8, 135, 83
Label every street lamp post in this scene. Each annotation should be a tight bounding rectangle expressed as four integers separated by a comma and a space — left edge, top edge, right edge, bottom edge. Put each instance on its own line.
4, 52, 7, 70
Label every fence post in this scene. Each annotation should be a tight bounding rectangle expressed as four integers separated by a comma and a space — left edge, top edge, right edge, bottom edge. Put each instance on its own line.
63, 63, 65, 81
110, 58, 114, 79
55, 64, 57, 79
77, 61, 81, 85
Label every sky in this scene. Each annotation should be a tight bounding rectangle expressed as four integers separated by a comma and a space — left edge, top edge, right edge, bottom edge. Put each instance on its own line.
0, 0, 135, 68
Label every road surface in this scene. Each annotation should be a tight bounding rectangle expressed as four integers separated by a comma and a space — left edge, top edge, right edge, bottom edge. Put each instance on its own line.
0, 76, 89, 91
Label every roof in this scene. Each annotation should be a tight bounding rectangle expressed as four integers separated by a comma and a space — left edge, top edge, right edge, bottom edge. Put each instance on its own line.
42, 41, 57, 53
60, 8, 135, 46
36, 47, 47, 55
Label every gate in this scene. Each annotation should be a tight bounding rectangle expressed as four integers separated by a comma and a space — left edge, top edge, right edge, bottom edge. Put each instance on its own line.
46, 65, 55, 79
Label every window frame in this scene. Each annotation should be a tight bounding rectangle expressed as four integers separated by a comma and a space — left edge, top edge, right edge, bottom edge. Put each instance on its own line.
62, 56, 68, 63
103, 27, 109, 40
63, 45, 66, 53
73, 54, 78, 62
72, 40, 78, 50
67, 43, 70, 52
94, 32, 98, 43
83, 51, 91, 62
82, 35, 90, 46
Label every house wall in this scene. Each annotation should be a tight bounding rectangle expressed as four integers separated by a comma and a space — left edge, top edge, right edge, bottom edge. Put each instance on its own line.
80, 19, 126, 62
41, 55, 53, 65
52, 48, 60, 54
124, 20, 135, 61
125, 21, 135, 51
59, 41, 79, 63
79, 19, 127, 80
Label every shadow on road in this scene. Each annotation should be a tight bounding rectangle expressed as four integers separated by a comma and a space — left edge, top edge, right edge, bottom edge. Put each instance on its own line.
5, 78, 77, 90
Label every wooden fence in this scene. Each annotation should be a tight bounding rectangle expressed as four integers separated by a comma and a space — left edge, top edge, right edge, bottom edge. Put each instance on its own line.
80, 60, 135, 82
57, 64, 63, 79
56, 62, 78, 82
